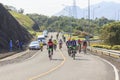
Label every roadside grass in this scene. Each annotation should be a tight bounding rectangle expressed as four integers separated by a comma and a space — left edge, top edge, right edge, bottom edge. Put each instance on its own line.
90, 42, 120, 50
9, 11, 35, 31
29, 31, 42, 37
36, 32, 43, 36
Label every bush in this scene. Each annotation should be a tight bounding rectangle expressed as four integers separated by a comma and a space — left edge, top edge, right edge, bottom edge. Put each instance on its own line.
111, 45, 120, 50
92, 45, 111, 49
100, 22, 120, 46
92, 44, 120, 50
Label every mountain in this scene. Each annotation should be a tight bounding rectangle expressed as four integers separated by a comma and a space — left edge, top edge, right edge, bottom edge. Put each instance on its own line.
55, 1, 120, 20
0, 3, 32, 50
55, 6, 83, 18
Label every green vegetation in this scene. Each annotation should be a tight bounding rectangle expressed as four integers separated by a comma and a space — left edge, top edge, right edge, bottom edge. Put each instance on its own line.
27, 14, 115, 35
4, 5, 120, 50
91, 44, 120, 50
100, 22, 120, 46
10, 11, 35, 31
91, 22, 120, 50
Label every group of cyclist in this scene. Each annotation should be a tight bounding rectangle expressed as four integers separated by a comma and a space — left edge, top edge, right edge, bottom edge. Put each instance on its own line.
66, 38, 87, 59
47, 36, 63, 60
39, 33, 87, 60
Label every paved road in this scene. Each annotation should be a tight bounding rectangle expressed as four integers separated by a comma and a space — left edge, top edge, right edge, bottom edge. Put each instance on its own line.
0, 33, 116, 80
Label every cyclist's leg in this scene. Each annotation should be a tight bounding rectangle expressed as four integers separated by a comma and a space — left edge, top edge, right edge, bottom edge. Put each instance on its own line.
79, 44, 81, 53
51, 47, 53, 55
68, 47, 70, 56
48, 49, 51, 58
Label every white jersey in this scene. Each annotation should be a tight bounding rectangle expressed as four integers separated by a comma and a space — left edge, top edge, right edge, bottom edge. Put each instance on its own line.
59, 40, 63, 44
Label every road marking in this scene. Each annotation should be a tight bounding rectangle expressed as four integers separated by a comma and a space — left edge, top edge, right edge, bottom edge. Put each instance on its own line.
28, 49, 66, 80
0, 50, 29, 61
24, 51, 40, 62
98, 57, 119, 80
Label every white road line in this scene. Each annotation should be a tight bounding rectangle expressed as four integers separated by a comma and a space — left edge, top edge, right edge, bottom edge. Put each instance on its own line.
98, 56, 119, 80
24, 50, 43, 62
0, 50, 29, 61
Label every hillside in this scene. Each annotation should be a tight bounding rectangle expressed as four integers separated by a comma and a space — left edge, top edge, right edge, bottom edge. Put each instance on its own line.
9, 11, 39, 32
0, 3, 32, 50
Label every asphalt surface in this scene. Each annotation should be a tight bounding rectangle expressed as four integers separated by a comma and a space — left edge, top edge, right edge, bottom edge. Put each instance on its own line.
0, 33, 117, 80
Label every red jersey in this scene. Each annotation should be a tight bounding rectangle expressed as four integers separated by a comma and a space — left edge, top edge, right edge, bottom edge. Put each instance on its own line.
48, 41, 53, 46
78, 40, 82, 44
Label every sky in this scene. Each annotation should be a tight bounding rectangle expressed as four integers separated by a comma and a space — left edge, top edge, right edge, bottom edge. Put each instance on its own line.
0, 0, 120, 16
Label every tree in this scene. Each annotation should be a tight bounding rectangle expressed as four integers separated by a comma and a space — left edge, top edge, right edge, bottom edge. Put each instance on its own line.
18, 8, 24, 14
100, 22, 120, 46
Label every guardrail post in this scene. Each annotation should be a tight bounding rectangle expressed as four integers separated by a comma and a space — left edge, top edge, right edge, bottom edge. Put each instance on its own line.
108, 53, 110, 56
101, 51, 103, 55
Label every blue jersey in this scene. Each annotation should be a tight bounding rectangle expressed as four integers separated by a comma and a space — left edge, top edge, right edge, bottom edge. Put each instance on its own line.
71, 40, 77, 46
66, 41, 72, 46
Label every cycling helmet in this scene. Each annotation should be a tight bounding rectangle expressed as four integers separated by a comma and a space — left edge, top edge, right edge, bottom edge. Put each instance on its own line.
49, 39, 52, 42
72, 38, 75, 40
68, 38, 71, 41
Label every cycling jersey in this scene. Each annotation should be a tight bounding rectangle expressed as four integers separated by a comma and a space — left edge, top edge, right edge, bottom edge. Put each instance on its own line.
53, 40, 57, 45
40, 42, 43, 46
59, 40, 63, 44
78, 40, 82, 44
71, 40, 77, 46
83, 41, 87, 48
48, 41, 53, 48
66, 40, 72, 47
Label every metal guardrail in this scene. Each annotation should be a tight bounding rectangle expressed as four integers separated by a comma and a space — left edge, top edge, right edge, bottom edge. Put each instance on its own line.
87, 47, 120, 58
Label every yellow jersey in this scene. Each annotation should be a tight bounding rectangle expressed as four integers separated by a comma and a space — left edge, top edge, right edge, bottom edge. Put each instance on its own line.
40, 42, 43, 46
53, 40, 57, 45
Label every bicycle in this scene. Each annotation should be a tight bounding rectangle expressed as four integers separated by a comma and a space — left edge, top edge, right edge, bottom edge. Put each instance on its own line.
48, 48, 53, 60
71, 46, 77, 60
67, 46, 72, 56
59, 43, 62, 49
53, 44, 57, 51
78, 44, 81, 53
83, 46, 87, 54
40, 45, 43, 51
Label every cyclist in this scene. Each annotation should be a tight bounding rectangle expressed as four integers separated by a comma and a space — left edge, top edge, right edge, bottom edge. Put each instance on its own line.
39, 40, 43, 51
71, 38, 77, 59
63, 36, 66, 42
77, 39, 82, 53
66, 38, 72, 56
59, 39, 63, 49
83, 40, 87, 54
47, 39, 54, 60
56, 33, 59, 40
71, 38, 77, 48
53, 39, 57, 50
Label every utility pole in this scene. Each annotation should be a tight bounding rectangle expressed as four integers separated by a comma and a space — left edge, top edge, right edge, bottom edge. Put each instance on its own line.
118, 10, 120, 21
73, 0, 77, 18
88, 0, 90, 46
88, 0, 90, 29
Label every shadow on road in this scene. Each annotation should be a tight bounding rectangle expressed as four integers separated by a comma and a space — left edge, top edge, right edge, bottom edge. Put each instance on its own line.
52, 59, 64, 61
74, 58, 90, 61
75, 56, 83, 57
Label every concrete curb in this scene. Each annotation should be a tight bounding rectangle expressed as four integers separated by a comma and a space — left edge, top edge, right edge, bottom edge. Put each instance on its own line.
87, 47, 120, 59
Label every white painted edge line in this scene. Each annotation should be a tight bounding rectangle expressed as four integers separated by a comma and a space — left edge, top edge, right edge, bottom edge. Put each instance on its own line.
24, 51, 40, 62
99, 57, 119, 80
0, 50, 29, 61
